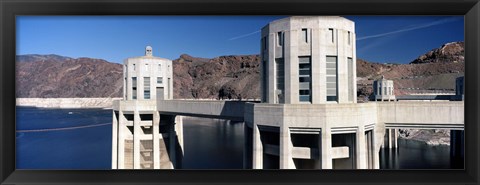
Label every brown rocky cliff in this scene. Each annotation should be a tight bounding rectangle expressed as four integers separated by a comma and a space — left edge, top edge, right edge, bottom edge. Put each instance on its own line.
410, 41, 464, 64
17, 41, 463, 99
16, 55, 123, 98
173, 54, 260, 99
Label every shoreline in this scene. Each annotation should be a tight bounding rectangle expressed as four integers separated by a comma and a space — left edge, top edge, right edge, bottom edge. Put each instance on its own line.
16, 98, 122, 109
399, 129, 451, 146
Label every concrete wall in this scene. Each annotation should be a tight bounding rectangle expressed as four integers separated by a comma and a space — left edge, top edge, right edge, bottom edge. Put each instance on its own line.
376, 101, 464, 125
157, 100, 248, 121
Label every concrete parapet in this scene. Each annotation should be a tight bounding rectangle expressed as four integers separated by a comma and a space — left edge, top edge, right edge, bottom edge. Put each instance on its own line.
157, 100, 250, 121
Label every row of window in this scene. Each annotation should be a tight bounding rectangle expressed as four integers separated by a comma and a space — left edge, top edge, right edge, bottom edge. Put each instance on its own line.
261, 28, 352, 50
378, 87, 393, 95
128, 63, 166, 72
130, 77, 164, 100
273, 56, 354, 103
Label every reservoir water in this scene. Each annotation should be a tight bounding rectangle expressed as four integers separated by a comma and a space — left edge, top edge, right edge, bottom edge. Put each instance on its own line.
16, 107, 463, 169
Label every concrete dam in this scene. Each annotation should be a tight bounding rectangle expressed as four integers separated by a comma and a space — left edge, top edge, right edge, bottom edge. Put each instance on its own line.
111, 16, 464, 170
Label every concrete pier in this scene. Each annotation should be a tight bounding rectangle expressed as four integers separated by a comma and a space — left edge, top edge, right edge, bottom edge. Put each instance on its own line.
112, 46, 181, 169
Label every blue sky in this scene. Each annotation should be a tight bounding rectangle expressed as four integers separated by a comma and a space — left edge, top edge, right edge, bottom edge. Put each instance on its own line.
17, 16, 464, 64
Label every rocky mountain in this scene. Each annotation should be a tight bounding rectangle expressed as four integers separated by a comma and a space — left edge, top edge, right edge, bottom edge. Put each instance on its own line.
356, 42, 464, 99
410, 42, 464, 64
16, 55, 123, 98
172, 54, 259, 99
16, 41, 464, 100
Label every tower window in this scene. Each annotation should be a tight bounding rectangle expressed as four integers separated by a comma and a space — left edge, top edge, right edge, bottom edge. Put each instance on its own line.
301, 28, 308, 43
348, 31, 351, 45
277, 32, 284, 46
157, 77, 163, 84
144, 77, 150, 99
328, 28, 334, 43
326, 56, 337, 101
132, 77, 137, 100
275, 58, 285, 104
299, 56, 311, 102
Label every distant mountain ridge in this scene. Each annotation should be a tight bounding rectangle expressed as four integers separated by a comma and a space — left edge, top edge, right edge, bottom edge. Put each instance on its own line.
16, 41, 464, 99
16, 56, 123, 98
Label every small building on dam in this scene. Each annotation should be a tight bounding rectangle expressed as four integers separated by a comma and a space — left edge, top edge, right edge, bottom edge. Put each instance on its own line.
111, 16, 464, 170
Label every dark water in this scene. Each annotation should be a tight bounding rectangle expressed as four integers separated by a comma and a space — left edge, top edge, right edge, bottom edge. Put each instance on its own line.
380, 138, 464, 169
16, 107, 462, 169
182, 118, 244, 169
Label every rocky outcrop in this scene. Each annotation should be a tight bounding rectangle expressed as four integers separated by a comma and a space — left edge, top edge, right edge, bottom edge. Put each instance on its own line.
399, 129, 451, 146
172, 54, 260, 100
410, 42, 464, 64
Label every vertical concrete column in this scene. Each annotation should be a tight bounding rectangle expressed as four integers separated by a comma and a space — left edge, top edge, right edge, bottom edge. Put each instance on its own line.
153, 111, 160, 169
393, 129, 398, 148
252, 123, 263, 169
365, 131, 371, 169
372, 128, 380, 169
279, 126, 293, 169
286, 29, 299, 104
388, 129, 392, 149
123, 65, 126, 99
138, 70, 144, 100
127, 71, 132, 100
337, 29, 347, 103
117, 110, 126, 169
112, 111, 118, 169
311, 28, 321, 104
267, 33, 276, 103
318, 29, 327, 104
380, 128, 385, 148
356, 126, 367, 169
175, 116, 184, 156
351, 32, 357, 103
321, 127, 332, 169
133, 110, 141, 169
169, 116, 177, 168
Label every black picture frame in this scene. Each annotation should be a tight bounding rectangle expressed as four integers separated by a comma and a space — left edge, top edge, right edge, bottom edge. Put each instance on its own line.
1, 0, 479, 184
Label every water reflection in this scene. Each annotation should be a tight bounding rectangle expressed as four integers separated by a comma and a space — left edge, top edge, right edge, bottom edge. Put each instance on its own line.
380, 138, 463, 169
182, 117, 244, 169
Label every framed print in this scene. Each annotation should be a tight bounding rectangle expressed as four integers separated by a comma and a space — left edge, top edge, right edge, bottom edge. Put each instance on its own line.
1, 0, 479, 184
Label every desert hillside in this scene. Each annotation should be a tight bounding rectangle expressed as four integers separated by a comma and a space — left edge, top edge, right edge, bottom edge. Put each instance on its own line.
16, 41, 464, 99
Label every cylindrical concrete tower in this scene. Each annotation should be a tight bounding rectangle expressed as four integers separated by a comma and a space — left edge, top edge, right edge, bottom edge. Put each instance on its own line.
123, 46, 173, 100
260, 16, 356, 104
373, 76, 395, 101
